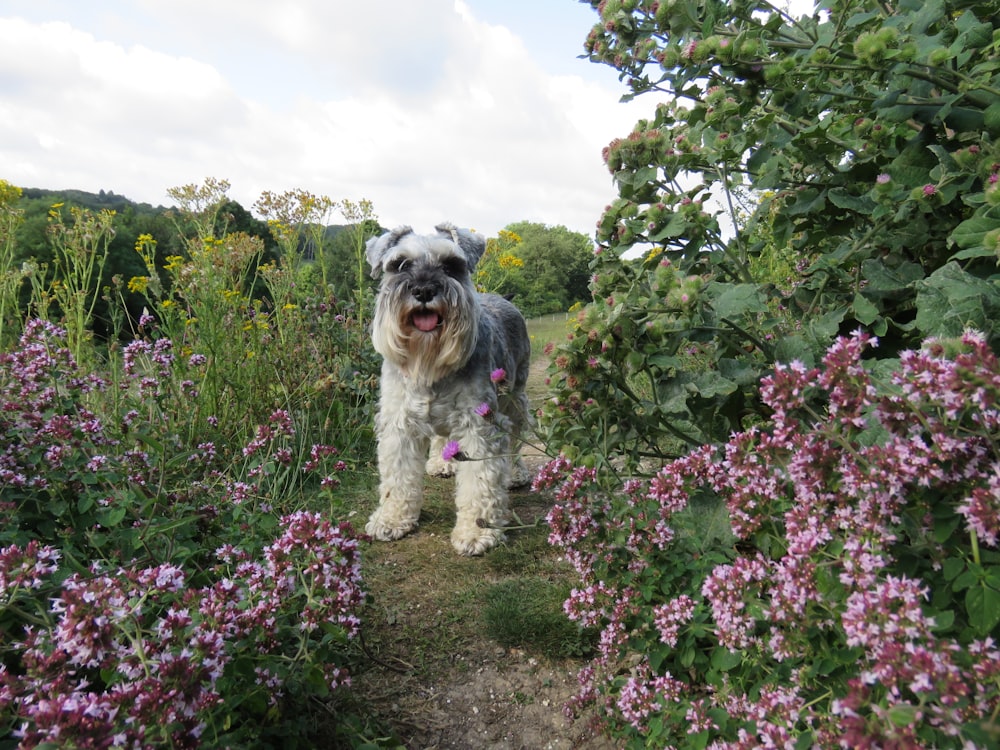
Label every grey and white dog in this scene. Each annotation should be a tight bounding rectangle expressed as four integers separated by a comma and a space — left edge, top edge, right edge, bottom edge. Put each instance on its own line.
364, 222, 532, 555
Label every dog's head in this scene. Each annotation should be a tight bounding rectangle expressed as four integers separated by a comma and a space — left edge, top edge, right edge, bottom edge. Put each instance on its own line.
366, 223, 484, 384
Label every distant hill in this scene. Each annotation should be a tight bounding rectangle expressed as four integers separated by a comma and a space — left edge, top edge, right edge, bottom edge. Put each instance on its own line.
19, 187, 169, 213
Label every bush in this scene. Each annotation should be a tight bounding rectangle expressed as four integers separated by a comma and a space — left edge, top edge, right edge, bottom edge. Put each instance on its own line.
543, 0, 1000, 472
540, 331, 1000, 748
0, 320, 367, 747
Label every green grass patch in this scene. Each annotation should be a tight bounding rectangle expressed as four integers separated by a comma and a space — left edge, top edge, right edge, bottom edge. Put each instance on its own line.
482, 577, 596, 658
526, 313, 571, 362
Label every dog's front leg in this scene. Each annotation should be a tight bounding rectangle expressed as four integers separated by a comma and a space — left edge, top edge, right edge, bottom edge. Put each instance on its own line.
366, 413, 429, 542
450, 428, 510, 555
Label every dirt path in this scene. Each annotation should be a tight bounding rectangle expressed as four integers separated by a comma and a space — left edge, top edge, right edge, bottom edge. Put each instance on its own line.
346, 330, 619, 748
351, 479, 617, 750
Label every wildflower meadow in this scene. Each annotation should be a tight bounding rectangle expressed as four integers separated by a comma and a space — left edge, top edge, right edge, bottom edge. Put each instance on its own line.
0, 180, 380, 746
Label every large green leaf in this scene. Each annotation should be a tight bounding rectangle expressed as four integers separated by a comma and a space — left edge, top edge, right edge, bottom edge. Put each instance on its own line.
706, 282, 768, 320
950, 206, 1000, 253
966, 580, 1000, 635
914, 262, 1000, 339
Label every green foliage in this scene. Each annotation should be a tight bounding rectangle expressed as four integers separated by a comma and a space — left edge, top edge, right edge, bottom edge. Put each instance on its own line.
474, 229, 527, 295
544, 0, 1000, 471
0, 181, 25, 348
496, 222, 594, 317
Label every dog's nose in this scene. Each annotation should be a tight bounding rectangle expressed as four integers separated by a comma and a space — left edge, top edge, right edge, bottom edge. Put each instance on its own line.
410, 282, 438, 303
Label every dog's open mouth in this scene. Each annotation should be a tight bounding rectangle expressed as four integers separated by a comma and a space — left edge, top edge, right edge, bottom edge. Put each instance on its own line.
411, 310, 442, 332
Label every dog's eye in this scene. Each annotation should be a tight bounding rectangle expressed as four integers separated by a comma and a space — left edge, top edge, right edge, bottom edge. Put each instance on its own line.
442, 257, 466, 278
387, 257, 409, 274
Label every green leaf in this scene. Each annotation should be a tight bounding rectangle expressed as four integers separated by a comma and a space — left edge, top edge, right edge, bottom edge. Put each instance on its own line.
950, 207, 1000, 251
786, 188, 826, 216
773, 334, 815, 366
966, 582, 1000, 635
710, 647, 742, 671
887, 703, 920, 728
706, 283, 767, 320
951, 244, 997, 260
851, 293, 880, 326
829, 188, 875, 213
916, 262, 1000, 339
97, 504, 128, 528
807, 308, 846, 343
942, 557, 966, 582
650, 212, 689, 241
954, 567, 979, 592
931, 608, 955, 632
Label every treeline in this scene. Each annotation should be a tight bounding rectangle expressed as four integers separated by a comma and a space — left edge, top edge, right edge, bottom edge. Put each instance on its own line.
6, 186, 593, 333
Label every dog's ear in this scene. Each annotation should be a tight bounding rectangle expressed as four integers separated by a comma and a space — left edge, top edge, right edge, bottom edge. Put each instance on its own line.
435, 222, 486, 270
365, 226, 414, 277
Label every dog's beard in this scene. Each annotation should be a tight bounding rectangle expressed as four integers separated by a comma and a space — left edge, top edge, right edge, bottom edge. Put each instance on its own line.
372, 283, 479, 387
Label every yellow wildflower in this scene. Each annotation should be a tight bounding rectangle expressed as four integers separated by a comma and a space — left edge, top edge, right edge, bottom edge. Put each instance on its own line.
497, 254, 524, 270
127, 276, 149, 294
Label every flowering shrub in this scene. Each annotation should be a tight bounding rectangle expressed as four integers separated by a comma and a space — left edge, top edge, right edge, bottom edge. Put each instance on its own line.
0, 320, 366, 746
475, 229, 525, 295
0, 513, 362, 748
541, 332, 1000, 747
544, 0, 1000, 470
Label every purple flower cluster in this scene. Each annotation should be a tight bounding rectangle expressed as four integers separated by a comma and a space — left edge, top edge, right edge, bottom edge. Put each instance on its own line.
544, 331, 1000, 746
0, 320, 367, 746
0, 512, 364, 747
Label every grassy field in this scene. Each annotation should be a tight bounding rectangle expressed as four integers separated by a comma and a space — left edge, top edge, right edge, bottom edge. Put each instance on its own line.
526, 313, 571, 360
525, 312, 571, 403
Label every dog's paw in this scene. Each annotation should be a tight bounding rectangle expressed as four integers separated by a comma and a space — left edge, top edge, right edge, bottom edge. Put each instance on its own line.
507, 459, 534, 489
451, 525, 505, 556
365, 514, 418, 541
425, 456, 455, 478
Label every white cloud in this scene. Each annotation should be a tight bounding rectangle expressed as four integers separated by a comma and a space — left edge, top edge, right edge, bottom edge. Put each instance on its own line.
0, 3, 650, 236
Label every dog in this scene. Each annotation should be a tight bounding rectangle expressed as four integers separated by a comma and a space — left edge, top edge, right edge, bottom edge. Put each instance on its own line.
364, 223, 533, 555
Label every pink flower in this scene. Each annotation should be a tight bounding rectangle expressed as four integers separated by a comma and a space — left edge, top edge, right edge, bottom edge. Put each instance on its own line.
441, 440, 462, 461
490, 368, 506, 383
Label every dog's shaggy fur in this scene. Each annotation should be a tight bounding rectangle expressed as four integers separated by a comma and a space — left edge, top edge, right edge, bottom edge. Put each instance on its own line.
364, 223, 532, 555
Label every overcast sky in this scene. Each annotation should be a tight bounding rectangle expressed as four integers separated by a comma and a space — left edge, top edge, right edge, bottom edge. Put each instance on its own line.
0, 0, 659, 238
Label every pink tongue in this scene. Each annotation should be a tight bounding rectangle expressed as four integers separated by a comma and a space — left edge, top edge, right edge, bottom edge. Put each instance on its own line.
413, 311, 440, 332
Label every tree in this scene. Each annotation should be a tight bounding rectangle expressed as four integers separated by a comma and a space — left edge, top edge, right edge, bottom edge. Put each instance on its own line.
542, 0, 1000, 471
503, 221, 594, 316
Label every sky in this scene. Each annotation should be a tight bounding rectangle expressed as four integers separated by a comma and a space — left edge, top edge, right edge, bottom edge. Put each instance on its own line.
0, 0, 655, 239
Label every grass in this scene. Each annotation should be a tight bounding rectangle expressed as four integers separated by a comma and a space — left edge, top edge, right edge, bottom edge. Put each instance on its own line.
526, 313, 571, 360
525, 313, 572, 403
482, 578, 597, 658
